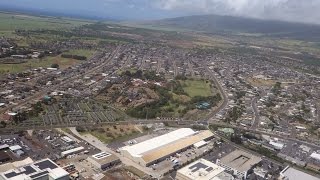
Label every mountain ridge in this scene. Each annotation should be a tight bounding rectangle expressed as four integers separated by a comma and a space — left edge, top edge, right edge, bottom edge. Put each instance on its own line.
137, 14, 320, 41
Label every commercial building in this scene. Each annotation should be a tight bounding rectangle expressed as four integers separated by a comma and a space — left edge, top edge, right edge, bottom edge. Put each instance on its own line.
216, 150, 261, 179
269, 140, 284, 150
120, 128, 214, 166
9, 145, 22, 153
310, 152, 320, 161
61, 146, 84, 157
193, 140, 207, 149
176, 159, 233, 180
0, 158, 69, 180
280, 166, 320, 180
87, 152, 120, 170
61, 136, 74, 144
0, 144, 9, 150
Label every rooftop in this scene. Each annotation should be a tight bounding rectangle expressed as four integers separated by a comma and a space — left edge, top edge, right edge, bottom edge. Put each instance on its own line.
177, 159, 233, 180
219, 150, 262, 172
90, 152, 119, 165
61, 146, 84, 156
121, 128, 196, 158
0, 158, 69, 180
142, 130, 213, 164
280, 166, 320, 180
9, 145, 22, 151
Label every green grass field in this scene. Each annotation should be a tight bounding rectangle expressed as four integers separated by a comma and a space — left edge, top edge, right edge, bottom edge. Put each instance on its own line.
63, 49, 96, 58
180, 79, 212, 97
0, 12, 91, 31
0, 12, 94, 47
0, 55, 82, 74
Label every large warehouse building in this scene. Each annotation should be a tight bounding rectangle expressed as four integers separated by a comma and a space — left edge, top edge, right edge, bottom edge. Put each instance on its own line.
120, 128, 214, 166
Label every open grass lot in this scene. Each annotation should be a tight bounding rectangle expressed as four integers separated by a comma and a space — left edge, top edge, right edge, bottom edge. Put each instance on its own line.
63, 49, 96, 58
80, 124, 142, 144
0, 12, 91, 31
180, 79, 213, 97
246, 77, 296, 88
0, 55, 82, 74
0, 12, 93, 47
246, 77, 278, 87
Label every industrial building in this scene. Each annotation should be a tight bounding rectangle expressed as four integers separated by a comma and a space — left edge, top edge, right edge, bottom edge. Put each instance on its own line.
216, 150, 262, 179
0, 158, 69, 180
280, 166, 320, 180
87, 152, 120, 170
120, 128, 214, 166
176, 159, 233, 180
310, 152, 320, 161
0, 144, 9, 150
61, 146, 84, 157
9, 145, 22, 153
61, 136, 74, 144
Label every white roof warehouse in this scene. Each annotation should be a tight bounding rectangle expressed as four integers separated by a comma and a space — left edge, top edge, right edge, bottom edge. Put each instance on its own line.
120, 128, 214, 166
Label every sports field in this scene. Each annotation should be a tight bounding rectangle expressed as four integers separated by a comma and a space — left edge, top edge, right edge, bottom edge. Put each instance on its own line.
0, 55, 82, 74
179, 79, 213, 97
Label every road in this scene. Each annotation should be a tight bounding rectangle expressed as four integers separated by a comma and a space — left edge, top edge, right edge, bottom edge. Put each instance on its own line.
69, 127, 162, 178
250, 96, 260, 129
0, 46, 121, 115
203, 64, 228, 121
250, 89, 268, 130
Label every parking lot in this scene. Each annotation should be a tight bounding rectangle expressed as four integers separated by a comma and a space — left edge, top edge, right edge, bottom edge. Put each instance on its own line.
203, 140, 236, 163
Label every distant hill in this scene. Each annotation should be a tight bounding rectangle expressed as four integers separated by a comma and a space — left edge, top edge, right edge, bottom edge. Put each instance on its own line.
139, 14, 320, 41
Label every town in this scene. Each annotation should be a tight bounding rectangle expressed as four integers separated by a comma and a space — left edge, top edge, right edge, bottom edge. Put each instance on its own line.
0, 9, 320, 180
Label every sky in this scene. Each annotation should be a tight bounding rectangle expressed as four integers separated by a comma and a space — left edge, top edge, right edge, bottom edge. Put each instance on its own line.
1, 0, 320, 24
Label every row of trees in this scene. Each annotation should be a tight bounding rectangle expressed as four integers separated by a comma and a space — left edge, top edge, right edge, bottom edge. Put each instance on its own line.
121, 70, 165, 82
61, 54, 87, 60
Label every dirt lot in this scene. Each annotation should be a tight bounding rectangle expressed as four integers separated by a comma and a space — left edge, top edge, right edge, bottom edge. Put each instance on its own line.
79, 124, 144, 144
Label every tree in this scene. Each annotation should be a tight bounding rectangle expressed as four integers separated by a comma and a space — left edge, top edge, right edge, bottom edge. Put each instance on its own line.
0, 121, 6, 128
51, 63, 59, 68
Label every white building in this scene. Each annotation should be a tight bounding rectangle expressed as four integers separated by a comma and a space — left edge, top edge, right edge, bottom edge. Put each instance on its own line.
61, 136, 74, 144
310, 152, 320, 161
176, 159, 233, 180
0, 158, 69, 180
9, 145, 22, 153
61, 146, 84, 157
87, 152, 120, 170
193, 140, 207, 149
280, 166, 319, 180
216, 150, 261, 179
269, 140, 284, 150
120, 128, 214, 166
